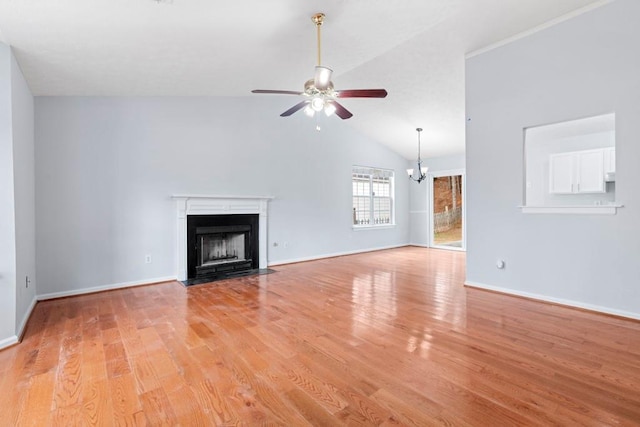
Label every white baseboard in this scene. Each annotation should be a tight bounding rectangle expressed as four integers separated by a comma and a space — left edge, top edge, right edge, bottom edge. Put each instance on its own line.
37, 275, 177, 301
408, 243, 430, 248
465, 280, 640, 321
0, 335, 18, 351
16, 295, 37, 339
1, 277, 176, 350
0, 296, 38, 351
268, 244, 408, 267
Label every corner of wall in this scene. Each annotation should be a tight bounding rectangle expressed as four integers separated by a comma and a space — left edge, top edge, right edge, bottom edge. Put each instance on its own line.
16, 295, 36, 340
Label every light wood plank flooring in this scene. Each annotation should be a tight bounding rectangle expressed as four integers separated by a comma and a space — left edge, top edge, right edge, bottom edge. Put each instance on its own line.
1, 247, 639, 425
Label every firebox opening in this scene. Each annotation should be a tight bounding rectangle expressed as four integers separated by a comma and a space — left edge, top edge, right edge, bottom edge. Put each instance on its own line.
187, 214, 259, 280
200, 232, 245, 266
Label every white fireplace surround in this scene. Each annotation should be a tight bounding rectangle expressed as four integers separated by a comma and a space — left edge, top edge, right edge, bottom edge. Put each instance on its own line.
172, 195, 273, 281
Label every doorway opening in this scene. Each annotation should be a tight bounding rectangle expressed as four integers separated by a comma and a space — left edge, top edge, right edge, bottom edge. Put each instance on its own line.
430, 171, 465, 251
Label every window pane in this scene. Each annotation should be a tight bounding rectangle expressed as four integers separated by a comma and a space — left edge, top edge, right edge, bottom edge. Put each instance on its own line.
353, 196, 371, 225
352, 177, 370, 196
373, 197, 391, 224
352, 167, 393, 226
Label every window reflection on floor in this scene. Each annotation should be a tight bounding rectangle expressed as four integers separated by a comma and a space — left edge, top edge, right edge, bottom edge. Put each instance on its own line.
350, 271, 397, 336
348, 250, 468, 359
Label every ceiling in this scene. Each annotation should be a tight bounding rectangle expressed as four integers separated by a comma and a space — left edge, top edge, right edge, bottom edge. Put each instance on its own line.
0, 0, 606, 160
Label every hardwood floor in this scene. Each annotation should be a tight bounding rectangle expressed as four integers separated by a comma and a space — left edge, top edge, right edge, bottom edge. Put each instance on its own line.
1, 247, 639, 426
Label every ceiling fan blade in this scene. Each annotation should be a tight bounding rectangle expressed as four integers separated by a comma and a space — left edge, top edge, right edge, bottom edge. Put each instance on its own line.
329, 101, 353, 120
280, 100, 310, 117
252, 90, 304, 95
314, 66, 333, 90
337, 89, 388, 98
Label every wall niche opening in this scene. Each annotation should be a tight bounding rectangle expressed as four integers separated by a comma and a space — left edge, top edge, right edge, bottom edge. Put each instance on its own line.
523, 113, 618, 213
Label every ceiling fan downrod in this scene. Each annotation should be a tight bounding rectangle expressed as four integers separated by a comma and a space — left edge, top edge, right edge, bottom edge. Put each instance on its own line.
312, 13, 325, 66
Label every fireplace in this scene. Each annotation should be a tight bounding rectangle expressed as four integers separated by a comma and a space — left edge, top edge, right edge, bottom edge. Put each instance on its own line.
187, 214, 259, 279
172, 195, 272, 282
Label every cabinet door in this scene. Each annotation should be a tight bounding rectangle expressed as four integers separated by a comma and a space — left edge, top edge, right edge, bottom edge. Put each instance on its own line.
549, 153, 574, 194
577, 150, 605, 193
604, 147, 616, 173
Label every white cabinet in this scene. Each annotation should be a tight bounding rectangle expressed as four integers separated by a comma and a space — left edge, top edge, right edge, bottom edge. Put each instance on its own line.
604, 147, 616, 174
549, 153, 574, 194
549, 149, 605, 194
577, 150, 605, 192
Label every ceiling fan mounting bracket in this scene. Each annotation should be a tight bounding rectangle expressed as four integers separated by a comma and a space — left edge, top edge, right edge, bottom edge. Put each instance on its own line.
311, 13, 325, 26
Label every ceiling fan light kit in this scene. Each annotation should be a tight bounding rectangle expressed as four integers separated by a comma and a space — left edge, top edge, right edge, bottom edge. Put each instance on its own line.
407, 128, 428, 183
251, 12, 387, 120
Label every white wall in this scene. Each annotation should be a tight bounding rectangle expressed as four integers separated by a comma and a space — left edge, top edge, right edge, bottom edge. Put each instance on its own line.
408, 154, 465, 246
465, 0, 640, 318
35, 96, 410, 296
11, 51, 36, 332
0, 43, 17, 345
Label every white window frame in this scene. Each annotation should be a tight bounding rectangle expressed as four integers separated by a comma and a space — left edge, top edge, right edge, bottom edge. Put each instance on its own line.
352, 166, 395, 230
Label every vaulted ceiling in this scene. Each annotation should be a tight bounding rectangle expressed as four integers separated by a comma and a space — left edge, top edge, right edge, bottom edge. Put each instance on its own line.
0, 0, 605, 159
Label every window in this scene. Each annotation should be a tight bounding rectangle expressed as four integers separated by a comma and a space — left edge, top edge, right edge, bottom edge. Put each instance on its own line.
352, 166, 394, 227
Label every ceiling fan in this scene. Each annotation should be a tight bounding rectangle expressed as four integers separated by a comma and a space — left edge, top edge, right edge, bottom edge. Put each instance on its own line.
251, 13, 388, 120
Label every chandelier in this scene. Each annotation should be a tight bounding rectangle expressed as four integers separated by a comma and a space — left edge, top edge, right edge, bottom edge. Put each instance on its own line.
406, 128, 428, 183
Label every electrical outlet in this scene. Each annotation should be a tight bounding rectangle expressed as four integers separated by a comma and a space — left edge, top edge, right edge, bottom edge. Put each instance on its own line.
145, 254, 152, 264
283, 242, 289, 249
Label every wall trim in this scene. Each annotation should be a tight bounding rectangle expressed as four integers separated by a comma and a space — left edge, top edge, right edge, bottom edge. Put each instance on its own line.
268, 244, 408, 267
37, 275, 177, 301
408, 243, 429, 248
519, 205, 622, 215
465, 280, 640, 321
0, 335, 19, 351
466, 0, 613, 59
16, 295, 37, 340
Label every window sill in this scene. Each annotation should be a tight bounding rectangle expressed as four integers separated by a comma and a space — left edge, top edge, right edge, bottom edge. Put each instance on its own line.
352, 225, 396, 231
519, 205, 623, 215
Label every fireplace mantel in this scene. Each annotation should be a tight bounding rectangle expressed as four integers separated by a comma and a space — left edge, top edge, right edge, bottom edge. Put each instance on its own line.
172, 195, 273, 281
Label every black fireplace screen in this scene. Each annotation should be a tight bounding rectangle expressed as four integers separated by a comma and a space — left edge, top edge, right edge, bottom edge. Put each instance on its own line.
187, 215, 259, 279
199, 230, 246, 266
